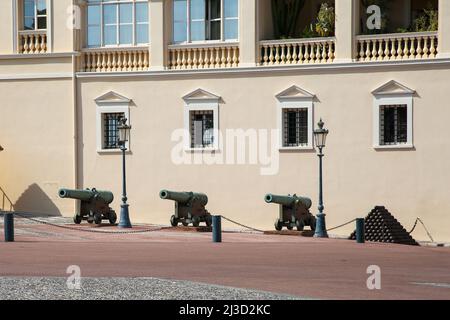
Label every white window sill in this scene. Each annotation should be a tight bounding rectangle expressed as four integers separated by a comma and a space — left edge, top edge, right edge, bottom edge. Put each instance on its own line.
97, 149, 132, 154
184, 148, 220, 153
279, 146, 314, 152
373, 144, 414, 150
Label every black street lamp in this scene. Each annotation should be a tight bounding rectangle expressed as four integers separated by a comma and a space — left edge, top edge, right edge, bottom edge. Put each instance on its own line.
117, 117, 132, 228
313, 119, 329, 238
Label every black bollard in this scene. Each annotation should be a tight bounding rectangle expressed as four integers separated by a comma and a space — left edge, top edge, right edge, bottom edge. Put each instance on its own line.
4, 213, 14, 242
212, 215, 222, 243
356, 218, 365, 244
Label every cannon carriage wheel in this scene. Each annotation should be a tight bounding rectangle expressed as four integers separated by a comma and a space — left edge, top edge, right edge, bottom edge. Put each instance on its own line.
192, 216, 200, 227
205, 215, 212, 227
94, 213, 102, 225
296, 219, 305, 231
170, 215, 178, 227
108, 210, 117, 225
275, 218, 283, 231
73, 214, 82, 225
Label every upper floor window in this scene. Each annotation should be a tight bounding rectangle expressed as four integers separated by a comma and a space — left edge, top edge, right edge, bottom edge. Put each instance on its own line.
87, 0, 149, 48
23, 0, 47, 30
173, 0, 239, 44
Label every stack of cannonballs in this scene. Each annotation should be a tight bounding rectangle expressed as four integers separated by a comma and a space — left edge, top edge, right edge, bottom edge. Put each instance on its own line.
349, 206, 418, 246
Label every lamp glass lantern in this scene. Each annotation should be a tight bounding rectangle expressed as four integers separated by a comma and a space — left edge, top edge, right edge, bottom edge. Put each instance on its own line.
314, 119, 329, 149
118, 118, 131, 147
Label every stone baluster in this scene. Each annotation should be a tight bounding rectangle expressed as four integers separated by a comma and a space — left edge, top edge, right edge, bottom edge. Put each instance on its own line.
410, 38, 416, 59
220, 47, 226, 68
329, 42, 335, 61
280, 44, 286, 64
423, 36, 429, 57
403, 38, 409, 59
417, 37, 423, 58
232, 47, 238, 67
292, 44, 298, 64
376, 39, 382, 60
430, 36, 436, 57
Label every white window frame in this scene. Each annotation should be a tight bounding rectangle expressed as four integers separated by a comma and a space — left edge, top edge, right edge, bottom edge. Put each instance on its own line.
372, 81, 414, 150
86, 0, 149, 48
23, 0, 48, 31
173, 0, 239, 44
276, 86, 315, 151
183, 89, 220, 152
95, 92, 131, 153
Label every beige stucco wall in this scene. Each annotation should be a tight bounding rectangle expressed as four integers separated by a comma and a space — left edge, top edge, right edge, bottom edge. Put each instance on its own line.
0, 0, 449, 245
0, 79, 75, 215
76, 65, 450, 242
0, 1, 14, 54
0, 57, 74, 76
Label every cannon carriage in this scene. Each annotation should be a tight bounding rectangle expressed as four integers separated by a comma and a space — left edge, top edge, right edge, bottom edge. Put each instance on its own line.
160, 190, 212, 227
265, 193, 316, 231
59, 188, 117, 225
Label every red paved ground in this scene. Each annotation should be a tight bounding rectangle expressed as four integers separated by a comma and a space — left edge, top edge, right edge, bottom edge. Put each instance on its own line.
1, 222, 450, 300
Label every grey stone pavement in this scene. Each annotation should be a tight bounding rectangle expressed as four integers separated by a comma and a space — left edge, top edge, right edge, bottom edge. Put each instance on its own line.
0, 277, 303, 300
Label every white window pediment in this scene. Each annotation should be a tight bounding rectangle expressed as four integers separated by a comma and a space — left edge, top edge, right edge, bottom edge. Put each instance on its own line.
276, 85, 315, 151
183, 88, 221, 104
372, 81, 415, 150
276, 85, 315, 102
95, 91, 132, 106
372, 80, 415, 97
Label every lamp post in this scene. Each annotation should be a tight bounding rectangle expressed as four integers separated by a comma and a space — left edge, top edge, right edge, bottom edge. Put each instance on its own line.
117, 117, 132, 228
313, 119, 329, 238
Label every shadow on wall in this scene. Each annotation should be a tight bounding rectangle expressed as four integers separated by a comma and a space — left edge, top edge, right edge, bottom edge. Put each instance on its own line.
14, 183, 61, 217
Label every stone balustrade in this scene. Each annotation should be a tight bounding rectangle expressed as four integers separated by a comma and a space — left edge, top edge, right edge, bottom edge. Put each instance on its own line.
168, 43, 240, 69
356, 32, 438, 61
259, 37, 336, 65
19, 31, 47, 54
81, 47, 150, 72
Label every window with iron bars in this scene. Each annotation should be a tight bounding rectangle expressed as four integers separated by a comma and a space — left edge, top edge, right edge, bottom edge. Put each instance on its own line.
190, 110, 214, 148
282, 108, 308, 147
103, 112, 125, 149
380, 104, 408, 146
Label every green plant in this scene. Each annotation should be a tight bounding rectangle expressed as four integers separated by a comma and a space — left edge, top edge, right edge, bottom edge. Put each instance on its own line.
413, 5, 438, 32
301, 24, 317, 38
315, 3, 335, 37
271, 0, 306, 39
396, 27, 410, 33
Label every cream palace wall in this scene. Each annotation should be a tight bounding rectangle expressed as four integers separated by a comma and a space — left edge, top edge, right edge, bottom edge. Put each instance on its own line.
0, 78, 75, 215
77, 65, 450, 242
1, 0, 450, 243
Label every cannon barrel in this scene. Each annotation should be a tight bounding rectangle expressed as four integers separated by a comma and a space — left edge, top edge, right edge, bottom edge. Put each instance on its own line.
159, 190, 208, 206
265, 194, 312, 209
58, 188, 114, 204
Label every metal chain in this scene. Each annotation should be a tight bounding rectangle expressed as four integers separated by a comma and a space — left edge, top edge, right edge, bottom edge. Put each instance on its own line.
409, 218, 434, 242
326, 219, 357, 232
221, 215, 357, 233
220, 216, 265, 233
12, 212, 168, 235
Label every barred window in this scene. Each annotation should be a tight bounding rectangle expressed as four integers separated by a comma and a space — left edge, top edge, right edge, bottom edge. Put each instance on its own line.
282, 108, 308, 147
103, 113, 125, 149
380, 105, 407, 146
190, 110, 214, 148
